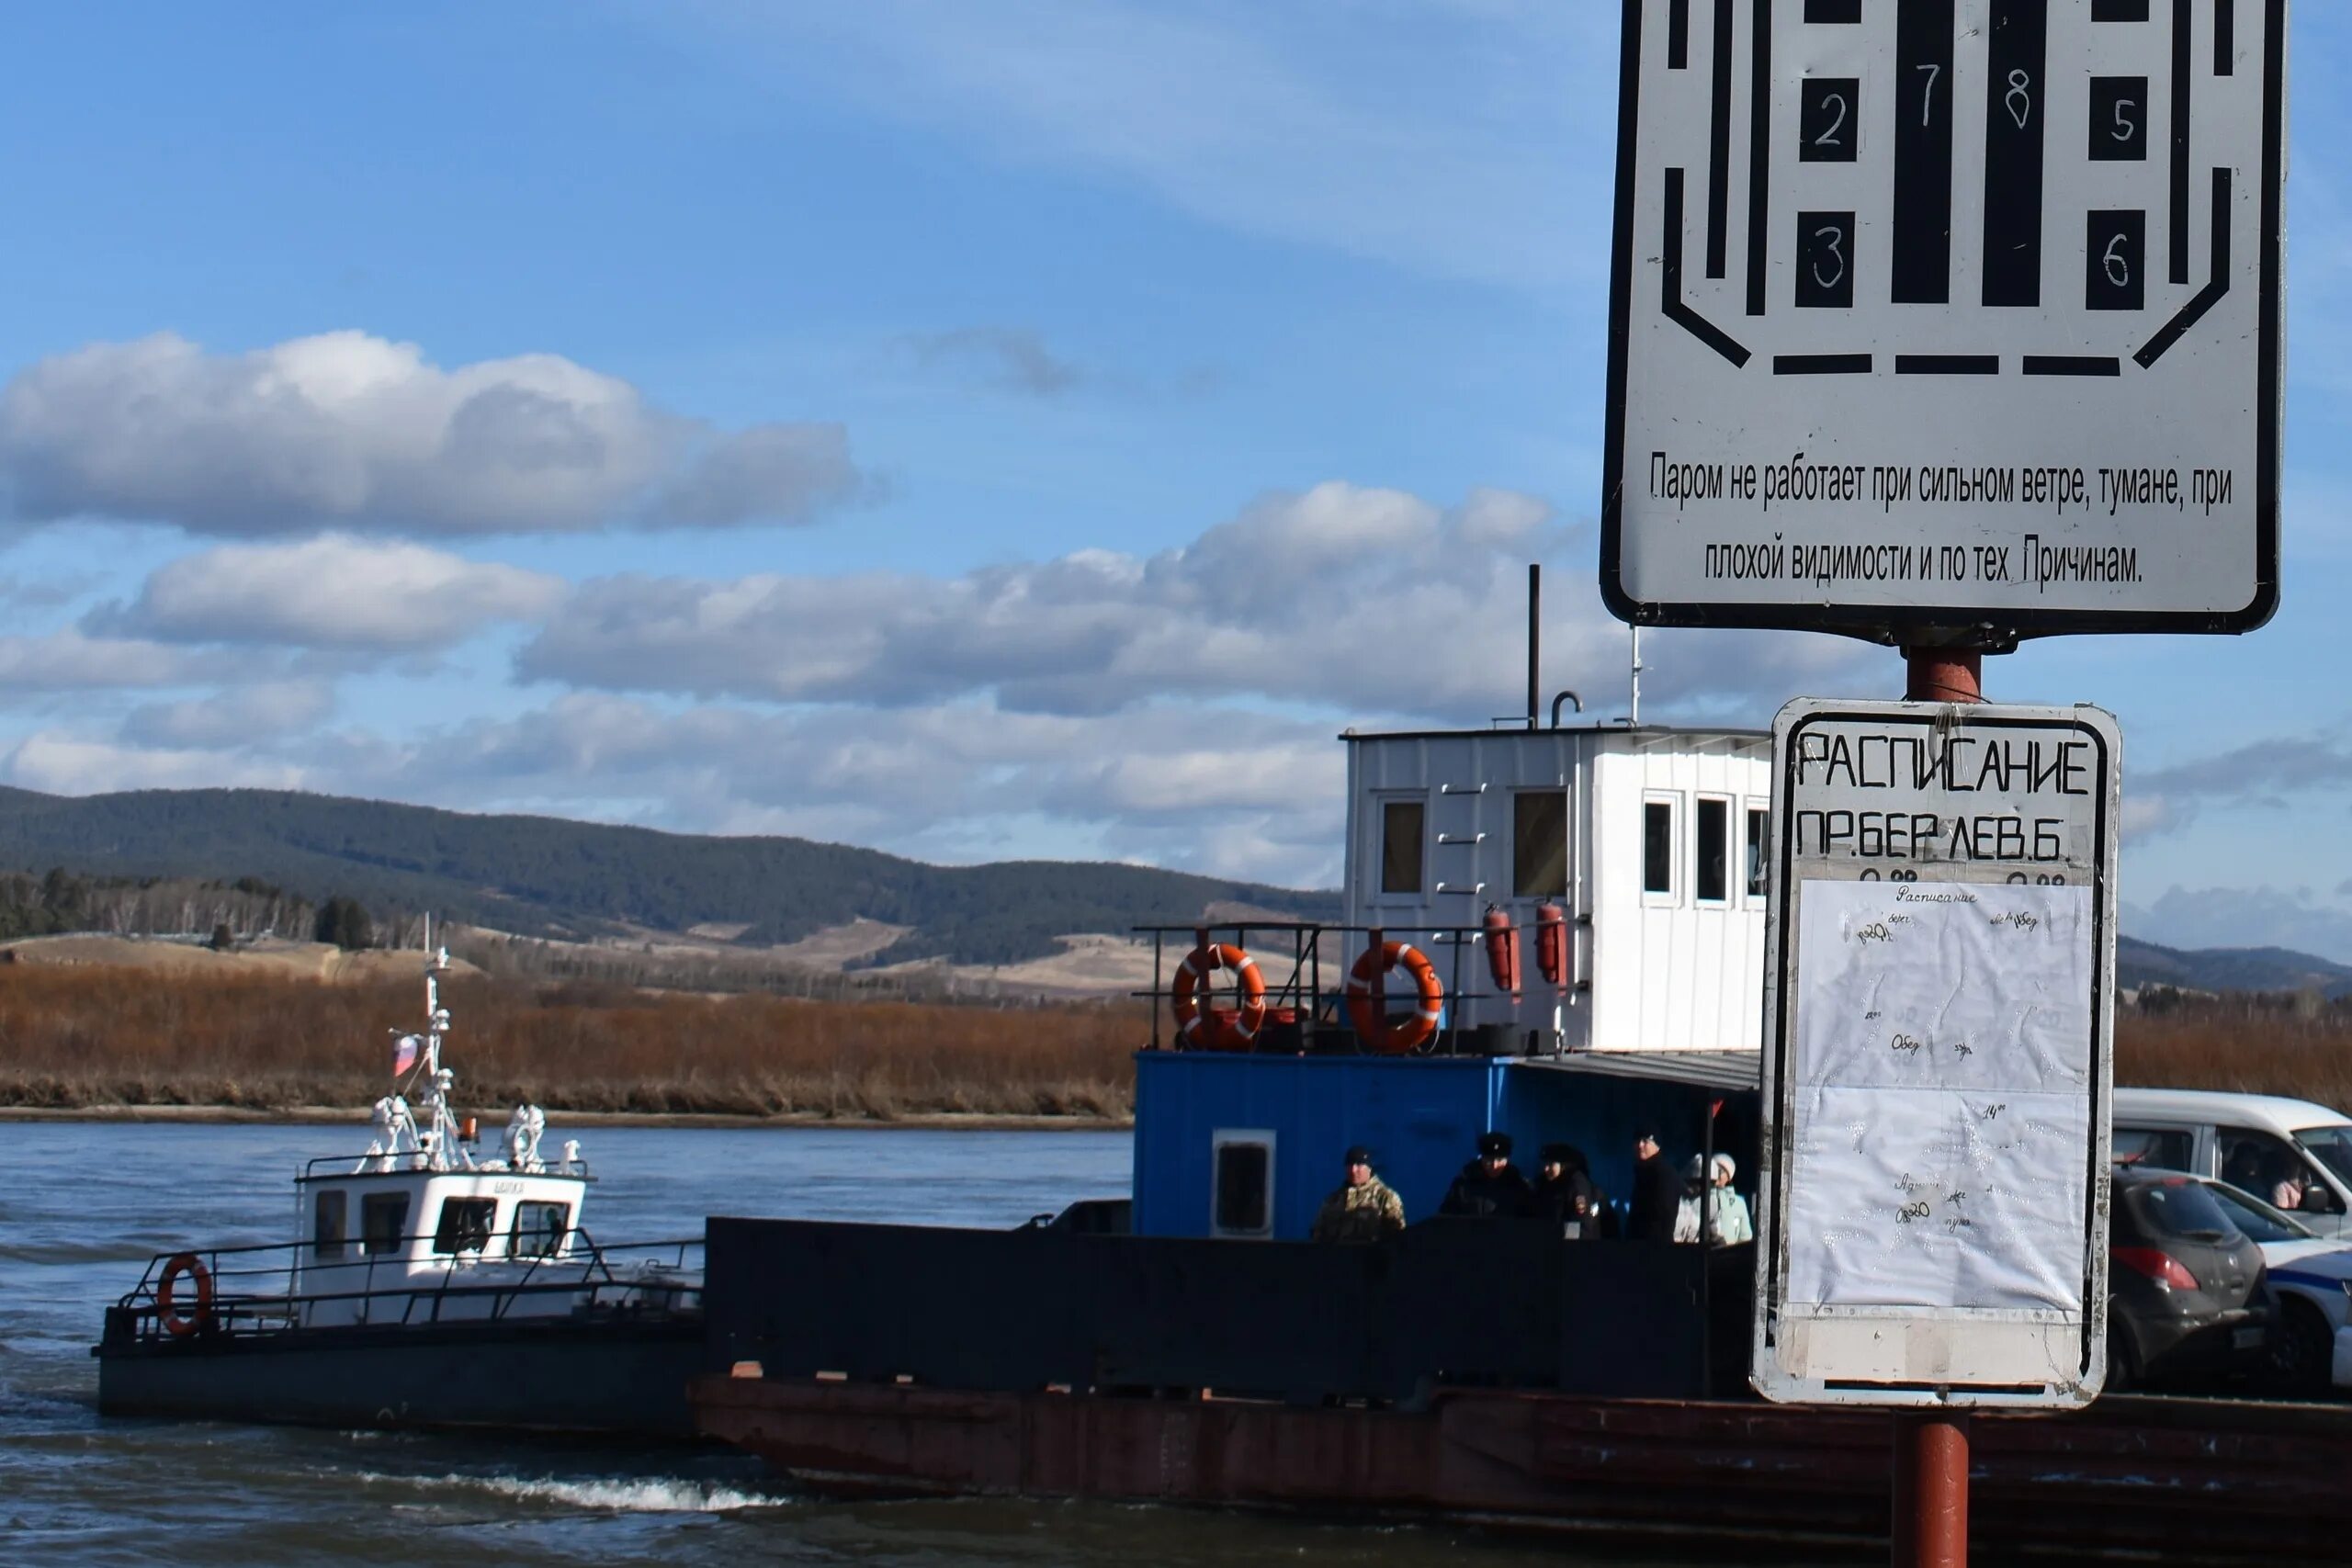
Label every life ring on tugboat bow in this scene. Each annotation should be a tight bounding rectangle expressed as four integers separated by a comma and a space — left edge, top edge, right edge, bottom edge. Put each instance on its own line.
155, 1251, 214, 1339
1346, 942, 1445, 1055
1170, 942, 1267, 1051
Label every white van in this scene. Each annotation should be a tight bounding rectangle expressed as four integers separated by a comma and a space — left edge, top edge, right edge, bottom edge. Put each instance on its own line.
2112, 1089, 2352, 1239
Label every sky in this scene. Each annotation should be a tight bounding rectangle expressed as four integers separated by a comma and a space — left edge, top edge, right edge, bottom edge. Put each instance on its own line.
0, 2, 2345, 957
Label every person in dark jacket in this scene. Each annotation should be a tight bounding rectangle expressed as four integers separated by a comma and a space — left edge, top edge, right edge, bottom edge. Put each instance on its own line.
1439, 1131, 1536, 1218
1626, 1128, 1682, 1241
1533, 1143, 1602, 1238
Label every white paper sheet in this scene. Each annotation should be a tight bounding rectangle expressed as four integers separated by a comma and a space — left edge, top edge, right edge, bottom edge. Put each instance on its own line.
1783, 878, 2093, 1314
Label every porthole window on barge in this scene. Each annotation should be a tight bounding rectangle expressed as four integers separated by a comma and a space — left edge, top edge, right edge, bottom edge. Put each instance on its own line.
432, 1197, 498, 1256
1212, 1131, 1275, 1238
1513, 789, 1568, 897
1381, 799, 1425, 895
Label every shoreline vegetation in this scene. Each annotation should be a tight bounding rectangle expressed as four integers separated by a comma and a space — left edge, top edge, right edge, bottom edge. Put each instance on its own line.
2, 969, 2350, 1125
0, 969, 1141, 1122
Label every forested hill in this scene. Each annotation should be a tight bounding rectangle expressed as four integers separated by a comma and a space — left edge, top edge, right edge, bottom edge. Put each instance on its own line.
0, 785, 1336, 966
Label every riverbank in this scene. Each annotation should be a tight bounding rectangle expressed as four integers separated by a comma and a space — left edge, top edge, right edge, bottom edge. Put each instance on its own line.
0, 968, 1142, 1120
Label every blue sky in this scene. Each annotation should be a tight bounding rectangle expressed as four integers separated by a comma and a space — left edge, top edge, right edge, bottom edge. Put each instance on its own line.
0, 3, 2345, 956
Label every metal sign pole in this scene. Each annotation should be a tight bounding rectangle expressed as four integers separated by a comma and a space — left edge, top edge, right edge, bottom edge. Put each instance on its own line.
1893, 645, 1982, 1568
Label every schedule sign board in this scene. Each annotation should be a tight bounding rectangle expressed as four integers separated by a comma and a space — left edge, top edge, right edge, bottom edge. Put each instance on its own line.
1600, 0, 2284, 639
1751, 699, 2118, 1408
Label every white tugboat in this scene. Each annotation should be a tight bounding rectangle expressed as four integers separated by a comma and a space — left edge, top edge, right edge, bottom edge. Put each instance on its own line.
96, 939, 705, 1435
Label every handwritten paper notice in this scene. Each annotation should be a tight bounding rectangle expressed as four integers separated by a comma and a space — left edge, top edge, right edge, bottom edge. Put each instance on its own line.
1784, 877, 2093, 1314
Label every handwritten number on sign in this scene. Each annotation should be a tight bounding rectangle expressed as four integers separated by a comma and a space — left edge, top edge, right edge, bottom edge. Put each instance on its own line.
1814, 93, 1847, 148
1813, 224, 1846, 290
2006, 70, 2032, 130
2102, 233, 2131, 288
1916, 63, 1939, 127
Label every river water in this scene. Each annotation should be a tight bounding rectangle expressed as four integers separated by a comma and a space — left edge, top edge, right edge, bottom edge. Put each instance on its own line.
0, 1122, 1711, 1567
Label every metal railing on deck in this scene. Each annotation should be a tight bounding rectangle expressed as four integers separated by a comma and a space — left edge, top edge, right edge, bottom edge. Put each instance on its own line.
1131, 920, 1551, 1057
105, 1229, 700, 1346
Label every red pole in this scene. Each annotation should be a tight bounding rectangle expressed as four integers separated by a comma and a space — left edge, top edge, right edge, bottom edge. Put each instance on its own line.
1903, 647, 1982, 704
1893, 642, 1978, 1565
1891, 1412, 1971, 1567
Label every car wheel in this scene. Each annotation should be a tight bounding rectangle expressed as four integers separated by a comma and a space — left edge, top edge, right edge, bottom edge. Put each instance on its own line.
2272, 1299, 2334, 1399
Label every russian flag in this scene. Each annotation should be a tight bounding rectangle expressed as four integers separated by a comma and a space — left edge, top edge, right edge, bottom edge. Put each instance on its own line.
392, 1033, 423, 1078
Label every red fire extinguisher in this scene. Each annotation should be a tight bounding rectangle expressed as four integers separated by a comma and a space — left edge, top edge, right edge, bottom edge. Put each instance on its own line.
1482, 905, 1521, 1001
1534, 903, 1568, 987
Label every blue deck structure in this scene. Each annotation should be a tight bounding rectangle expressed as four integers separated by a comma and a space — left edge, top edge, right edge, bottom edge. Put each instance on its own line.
1132, 1049, 1758, 1239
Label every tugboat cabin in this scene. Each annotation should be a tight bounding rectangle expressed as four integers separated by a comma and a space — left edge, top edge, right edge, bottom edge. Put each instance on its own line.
1134, 719, 1770, 1241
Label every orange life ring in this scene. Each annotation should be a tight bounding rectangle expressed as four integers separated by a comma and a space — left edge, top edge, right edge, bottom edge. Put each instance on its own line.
1346, 941, 1445, 1055
156, 1251, 214, 1339
1170, 943, 1267, 1051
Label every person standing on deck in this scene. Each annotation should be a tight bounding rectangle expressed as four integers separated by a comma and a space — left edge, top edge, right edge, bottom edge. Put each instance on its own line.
1533, 1144, 1601, 1238
1627, 1128, 1682, 1241
1439, 1132, 1536, 1218
1311, 1145, 1407, 1243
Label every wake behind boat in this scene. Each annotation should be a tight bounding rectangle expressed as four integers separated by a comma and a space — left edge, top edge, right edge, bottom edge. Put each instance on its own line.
93, 939, 706, 1436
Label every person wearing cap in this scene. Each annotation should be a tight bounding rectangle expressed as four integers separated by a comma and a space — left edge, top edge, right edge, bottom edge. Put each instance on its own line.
1675, 1152, 1753, 1246
1707, 1152, 1753, 1246
1533, 1143, 1603, 1239
1438, 1131, 1537, 1219
1626, 1128, 1682, 1242
1311, 1145, 1407, 1243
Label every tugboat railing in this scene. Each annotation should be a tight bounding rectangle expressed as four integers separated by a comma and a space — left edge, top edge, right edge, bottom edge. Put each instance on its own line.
103, 1230, 702, 1346
1129, 919, 1541, 1057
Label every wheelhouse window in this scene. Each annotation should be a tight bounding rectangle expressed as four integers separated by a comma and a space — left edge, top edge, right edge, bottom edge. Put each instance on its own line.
511, 1201, 571, 1258
1745, 806, 1770, 898
1380, 799, 1426, 895
1513, 789, 1568, 897
1642, 796, 1677, 898
1694, 796, 1729, 905
432, 1197, 498, 1256
1211, 1130, 1275, 1238
312, 1189, 347, 1261
360, 1191, 411, 1257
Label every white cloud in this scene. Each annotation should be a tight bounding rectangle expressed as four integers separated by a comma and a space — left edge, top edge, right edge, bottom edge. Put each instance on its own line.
3, 731, 307, 795
0, 331, 867, 536
120, 681, 335, 749
518, 481, 1870, 719
95, 535, 565, 650
0, 627, 234, 692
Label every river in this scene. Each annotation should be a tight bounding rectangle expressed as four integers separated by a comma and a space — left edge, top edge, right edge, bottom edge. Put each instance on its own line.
0, 1121, 1706, 1567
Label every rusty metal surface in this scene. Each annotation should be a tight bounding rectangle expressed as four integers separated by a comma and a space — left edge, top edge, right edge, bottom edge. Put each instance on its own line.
693, 1376, 2352, 1562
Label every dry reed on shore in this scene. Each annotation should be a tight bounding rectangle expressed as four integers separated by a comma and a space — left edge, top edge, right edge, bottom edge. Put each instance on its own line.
0, 968, 1143, 1119
2117, 1002, 2352, 1109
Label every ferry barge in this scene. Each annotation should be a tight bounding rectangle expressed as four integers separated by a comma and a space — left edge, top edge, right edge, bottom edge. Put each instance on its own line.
685, 698, 2352, 1559
94, 944, 703, 1435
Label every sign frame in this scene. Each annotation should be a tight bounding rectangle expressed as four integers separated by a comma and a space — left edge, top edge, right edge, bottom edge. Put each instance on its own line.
1600, 0, 2286, 643
1750, 697, 2119, 1409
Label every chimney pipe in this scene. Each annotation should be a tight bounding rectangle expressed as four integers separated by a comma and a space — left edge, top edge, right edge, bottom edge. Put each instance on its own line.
1526, 562, 1541, 730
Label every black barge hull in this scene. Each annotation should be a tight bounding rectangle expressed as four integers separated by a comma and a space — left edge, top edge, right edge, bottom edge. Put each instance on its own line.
96, 1314, 704, 1437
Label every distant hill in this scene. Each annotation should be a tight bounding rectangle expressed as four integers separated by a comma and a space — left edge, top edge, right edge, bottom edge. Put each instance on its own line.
2118, 934, 2352, 999
0, 786, 1336, 967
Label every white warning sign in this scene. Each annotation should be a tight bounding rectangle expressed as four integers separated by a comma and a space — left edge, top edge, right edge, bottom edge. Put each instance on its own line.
1751, 697, 2120, 1409
1601, 0, 2283, 639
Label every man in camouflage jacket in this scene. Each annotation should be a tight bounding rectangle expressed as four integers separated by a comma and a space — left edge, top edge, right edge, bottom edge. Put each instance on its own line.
1311, 1145, 1407, 1243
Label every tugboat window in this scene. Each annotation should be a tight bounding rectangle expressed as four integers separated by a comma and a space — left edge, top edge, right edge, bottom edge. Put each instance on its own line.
1642, 798, 1676, 897
1746, 805, 1770, 898
1513, 790, 1568, 897
1381, 799, 1425, 895
512, 1201, 571, 1258
312, 1189, 347, 1261
432, 1197, 498, 1255
1212, 1132, 1275, 1237
360, 1192, 411, 1256
1694, 797, 1729, 905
